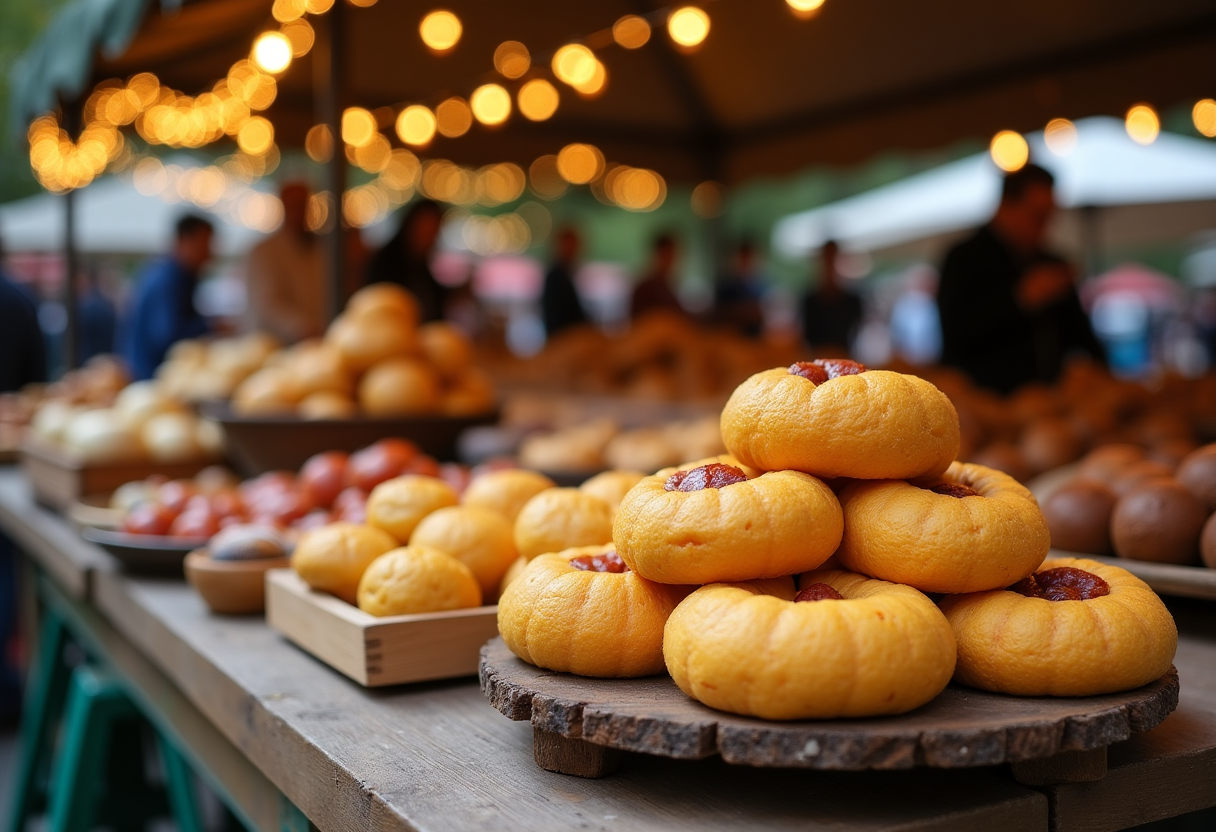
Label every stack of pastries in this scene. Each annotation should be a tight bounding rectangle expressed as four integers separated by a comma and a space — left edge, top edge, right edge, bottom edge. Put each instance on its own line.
498, 359, 1179, 720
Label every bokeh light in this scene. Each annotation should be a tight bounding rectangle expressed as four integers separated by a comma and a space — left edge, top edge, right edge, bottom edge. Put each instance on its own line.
380, 149, 421, 190
1044, 118, 1077, 155
989, 130, 1028, 171
605, 166, 666, 211
237, 116, 274, 155
786, 0, 826, 16
281, 19, 315, 57
471, 84, 511, 126
518, 79, 559, 121
573, 60, 607, 97
1125, 104, 1159, 145
613, 15, 651, 49
552, 44, 597, 87
691, 180, 725, 217
252, 32, 293, 74
396, 105, 437, 146
436, 97, 473, 137
272, 0, 306, 23
476, 162, 527, 206
528, 155, 568, 200
556, 143, 605, 184
306, 192, 331, 233
341, 107, 377, 147
668, 7, 710, 48
353, 133, 392, 172
516, 201, 552, 244
494, 41, 531, 79
304, 0, 334, 12
305, 124, 333, 162
1192, 99, 1216, 138
420, 10, 462, 51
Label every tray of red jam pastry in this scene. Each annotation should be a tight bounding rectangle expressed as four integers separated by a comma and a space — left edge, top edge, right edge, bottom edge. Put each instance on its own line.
481, 360, 1182, 781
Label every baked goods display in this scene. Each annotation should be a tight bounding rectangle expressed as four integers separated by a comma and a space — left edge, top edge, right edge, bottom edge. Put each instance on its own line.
356, 545, 482, 616
1039, 441, 1216, 568
834, 461, 1049, 593
720, 360, 960, 480
613, 456, 843, 585
1, 356, 130, 455
498, 358, 1178, 722
409, 506, 517, 599
516, 415, 725, 475
663, 571, 957, 719
461, 469, 556, 522
939, 557, 1178, 696
497, 545, 690, 677
231, 284, 495, 419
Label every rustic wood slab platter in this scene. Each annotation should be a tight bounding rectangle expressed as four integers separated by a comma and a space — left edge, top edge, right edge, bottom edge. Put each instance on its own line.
480, 638, 1179, 779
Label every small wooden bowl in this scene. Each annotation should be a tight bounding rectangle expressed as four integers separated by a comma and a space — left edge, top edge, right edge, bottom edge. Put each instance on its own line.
184, 550, 290, 615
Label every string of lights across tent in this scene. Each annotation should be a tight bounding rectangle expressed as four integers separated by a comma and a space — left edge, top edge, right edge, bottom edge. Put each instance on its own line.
24, 0, 1216, 242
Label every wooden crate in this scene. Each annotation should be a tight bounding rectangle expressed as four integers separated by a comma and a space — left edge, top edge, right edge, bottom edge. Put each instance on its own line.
264, 569, 499, 686
19, 435, 212, 511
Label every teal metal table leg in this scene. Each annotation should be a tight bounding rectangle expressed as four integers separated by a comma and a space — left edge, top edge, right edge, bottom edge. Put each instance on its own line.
158, 733, 205, 832
5, 608, 69, 832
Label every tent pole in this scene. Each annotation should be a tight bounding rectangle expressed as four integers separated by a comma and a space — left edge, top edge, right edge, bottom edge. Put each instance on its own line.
316, 0, 346, 322
62, 105, 80, 373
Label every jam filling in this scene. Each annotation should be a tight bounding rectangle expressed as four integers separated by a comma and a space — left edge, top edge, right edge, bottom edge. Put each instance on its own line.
788, 359, 868, 383
925, 482, 980, 499
569, 550, 630, 573
795, 583, 845, 602
665, 463, 749, 492
1009, 567, 1110, 601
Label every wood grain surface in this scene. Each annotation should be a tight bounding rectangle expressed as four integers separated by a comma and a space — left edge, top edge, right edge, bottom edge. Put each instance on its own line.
480, 640, 1178, 771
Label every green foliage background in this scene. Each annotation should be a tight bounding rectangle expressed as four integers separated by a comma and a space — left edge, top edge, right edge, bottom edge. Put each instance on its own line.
0, 0, 71, 204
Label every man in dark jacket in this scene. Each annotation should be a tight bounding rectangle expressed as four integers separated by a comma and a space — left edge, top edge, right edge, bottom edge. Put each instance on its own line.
0, 236, 45, 392
937, 164, 1104, 394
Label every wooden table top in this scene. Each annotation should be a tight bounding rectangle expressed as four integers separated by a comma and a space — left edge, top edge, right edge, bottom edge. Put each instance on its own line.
3, 463, 1215, 832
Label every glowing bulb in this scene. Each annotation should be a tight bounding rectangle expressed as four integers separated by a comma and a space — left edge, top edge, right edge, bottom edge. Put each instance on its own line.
1191, 99, 1216, 138
573, 60, 607, 97
691, 180, 725, 218
989, 130, 1028, 172
552, 44, 597, 87
305, 124, 333, 162
1043, 118, 1077, 155
396, 105, 437, 146
280, 19, 315, 57
341, 107, 377, 147
435, 97, 472, 138
252, 32, 293, 74
613, 15, 651, 49
518, 79, 559, 121
556, 143, 604, 185
470, 84, 511, 126
272, 0, 306, 24
494, 41, 531, 79
668, 7, 710, 48
420, 10, 462, 51
1125, 104, 1159, 145
237, 117, 274, 155
304, 0, 334, 12
786, 0, 826, 14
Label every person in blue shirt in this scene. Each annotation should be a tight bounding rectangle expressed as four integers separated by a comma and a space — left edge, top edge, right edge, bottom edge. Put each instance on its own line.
121, 214, 214, 380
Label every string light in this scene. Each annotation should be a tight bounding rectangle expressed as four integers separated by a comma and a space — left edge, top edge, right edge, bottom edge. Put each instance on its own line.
436, 97, 473, 137
556, 143, 605, 184
552, 44, 597, 87
613, 15, 651, 49
1125, 104, 1159, 145
1044, 118, 1077, 155
786, 0, 826, 16
280, 19, 315, 57
420, 10, 462, 52
518, 79, 559, 121
1192, 99, 1216, 138
272, 0, 306, 24
470, 84, 511, 126
494, 41, 531, 79
396, 105, 437, 146
341, 107, 377, 147
668, 7, 710, 48
252, 32, 293, 74
691, 180, 725, 217
989, 130, 1028, 171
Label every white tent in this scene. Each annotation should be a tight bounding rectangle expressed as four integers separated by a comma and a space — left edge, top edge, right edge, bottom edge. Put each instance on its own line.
0, 167, 268, 258
773, 117, 1216, 263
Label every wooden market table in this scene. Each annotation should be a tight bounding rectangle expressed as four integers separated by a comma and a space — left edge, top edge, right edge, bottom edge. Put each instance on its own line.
2, 467, 1215, 831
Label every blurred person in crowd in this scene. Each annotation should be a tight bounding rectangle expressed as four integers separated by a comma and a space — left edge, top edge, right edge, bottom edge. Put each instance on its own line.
712, 240, 766, 338
0, 235, 46, 392
801, 240, 862, 352
120, 214, 214, 380
541, 226, 588, 338
630, 233, 683, 319
77, 268, 118, 364
246, 181, 324, 343
364, 199, 447, 322
937, 164, 1104, 394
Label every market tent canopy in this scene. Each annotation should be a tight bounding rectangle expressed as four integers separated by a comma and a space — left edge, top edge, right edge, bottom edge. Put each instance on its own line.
0, 166, 266, 256
772, 117, 1216, 259
11, 0, 1216, 184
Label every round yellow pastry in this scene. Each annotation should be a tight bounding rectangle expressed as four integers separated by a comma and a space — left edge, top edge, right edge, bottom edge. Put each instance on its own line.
613, 457, 842, 585
356, 545, 482, 616
358, 357, 441, 416
498, 545, 691, 677
498, 555, 529, 595
418, 321, 472, 379
835, 461, 1049, 594
409, 505, 517, 599
326, 307, 418, 374
461, 469, 556, 523
720, 362, 960, 480
939, 556, 1177, 696
292, 522, 398, 605
579, 469, 647, 513
366, 475, 460, 543
514, 488, 614, 560
664, 570, 957, 720
346, 283, 420, 325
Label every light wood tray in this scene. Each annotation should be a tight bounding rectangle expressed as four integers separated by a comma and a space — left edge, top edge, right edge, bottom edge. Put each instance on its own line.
265, 569, 499, 686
